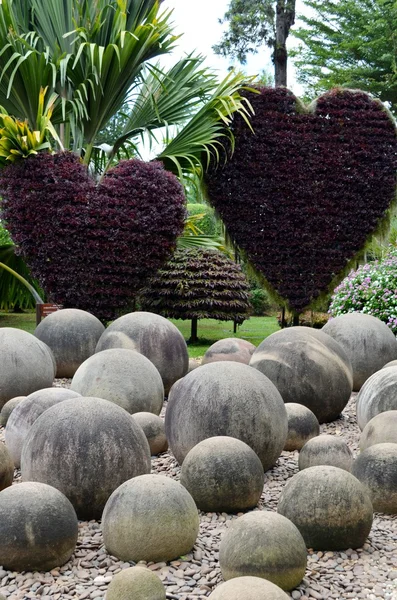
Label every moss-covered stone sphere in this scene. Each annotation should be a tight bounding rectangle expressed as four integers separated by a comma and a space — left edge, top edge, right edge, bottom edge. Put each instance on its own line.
208, 577, 290, 600
132, 412, 168, 455
352, 443, 397, 514
105, 566, 166, 600
356, 366, 397, 430
284, 403, 320, 451
359, 411, 397, 450
298, 435, 353, 472
202, 338, 256, 365
0, 443, 14, 491
0, 396, 25, 427
278, 466, 373, 550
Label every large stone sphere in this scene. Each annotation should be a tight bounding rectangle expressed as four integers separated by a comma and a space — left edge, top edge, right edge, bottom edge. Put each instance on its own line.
356, 366, 397, 430
0, 328, 55, 410
71, 348, 164, 415
284, 403, 320, 451
165, 362, 288, 470
277, 466, 373, 550
0, 443, 14, 491
322, 313, 397, 390
5, 388, 81, 468
132, 412, 168, 455
298, 435, 353, 472
0, 396, 25, 427
21, 397, 151, 519
208, 577, 290, 600
202, 338, 256, 365
383, 360, 397, 369
106, 567, 166, 600
102, 474, 199, 563
360, 411, 397, 450
249, 327, 353, 423
219, 511, 307, 590
180, 436, 264, 512
0, 482, 78, 571
352, 443, 397, 514
95, 311, 189, 394
35, 308, 105, 378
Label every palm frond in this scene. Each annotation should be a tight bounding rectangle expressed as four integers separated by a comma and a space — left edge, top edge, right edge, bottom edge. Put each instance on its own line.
0, 244, 44, 309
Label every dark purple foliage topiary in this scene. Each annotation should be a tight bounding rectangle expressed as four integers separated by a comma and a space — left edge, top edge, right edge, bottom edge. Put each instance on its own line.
205, 87, 397, 312
0, 152, 186, 321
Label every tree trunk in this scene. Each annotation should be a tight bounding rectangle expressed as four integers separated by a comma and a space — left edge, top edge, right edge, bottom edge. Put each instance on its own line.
190, 317, 198, 343
293, 313, 300, 326
274, 0, 296, 87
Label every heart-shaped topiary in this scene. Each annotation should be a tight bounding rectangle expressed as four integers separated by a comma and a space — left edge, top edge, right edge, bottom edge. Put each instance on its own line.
205, 87, 397, 312
0, 152, 186, 321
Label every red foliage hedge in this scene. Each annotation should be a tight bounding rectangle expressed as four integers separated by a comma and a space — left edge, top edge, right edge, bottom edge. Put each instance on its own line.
205, 87, 397, 312
0, 152, 186, 321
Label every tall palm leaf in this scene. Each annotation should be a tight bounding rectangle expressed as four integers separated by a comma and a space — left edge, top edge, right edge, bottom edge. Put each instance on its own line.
0, 244, 44, 309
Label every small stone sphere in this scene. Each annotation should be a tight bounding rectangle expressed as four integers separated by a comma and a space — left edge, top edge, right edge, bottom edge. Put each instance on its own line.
5, 388, 81, 468
35, 308, 105, 378
219, 511, 307, 590
0, 328, 55, 410
105, 567, 166, 600
208, 577, 290, 600
0, 481, 78, 571
0, 396, 25, 427
298, 435, 353, 472
132, 412, 168, 455
278, 466, 373, 550
202, 338, 256, 365
21, 397, 151, 520
284, 403, 320, 451
102, 474, 199, 563
360, 411, 397, 450
356, 366, 397, 430
0, 443, 14, 491
352, 443, 397, 514
71, 348, 164, 415
165, 362, 288, 470
95, 311, 189, 394
188, 358, 201, 372
250, 327, 353, 423
322, 313, 397, 390
180, 436, 264, 512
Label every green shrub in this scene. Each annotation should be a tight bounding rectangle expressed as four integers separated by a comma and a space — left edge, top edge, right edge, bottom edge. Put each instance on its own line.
249, 287, 272, 316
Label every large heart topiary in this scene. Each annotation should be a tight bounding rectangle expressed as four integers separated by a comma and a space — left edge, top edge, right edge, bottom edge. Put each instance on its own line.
205, 87, 397, 313
0, 152, 186, 321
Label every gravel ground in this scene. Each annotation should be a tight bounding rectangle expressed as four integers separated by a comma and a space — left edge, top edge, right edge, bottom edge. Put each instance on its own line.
0, 385, 397, 600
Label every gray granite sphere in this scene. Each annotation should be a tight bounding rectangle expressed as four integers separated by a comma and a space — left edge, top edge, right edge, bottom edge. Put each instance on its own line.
202, 338, 256, 365
298, 435, 353, 472
132, 412, 168, 455
180, 436, 264, 512
0, 328, 55, 410
21, 397, 151, 520
102, 474, 199, 563
356, 366, 397, 430
106, 567, 166, 600
250, 327, 353, 423
5, 388, 81, 468
208, 577, 290, 600
322, 313, 397, 390
35, 308, 105, 378
360, 411, 397, 450
352, 443, 397, 514
219, 511, 307, 590
165, 362, 288, 470
0, 396, 25, 427
278, 466, 373, 550
71, 348, 164, 415
0, 481, 78, 571
95, 311, 189, 394
0, 443, 14, 491
284, 403, 320, 451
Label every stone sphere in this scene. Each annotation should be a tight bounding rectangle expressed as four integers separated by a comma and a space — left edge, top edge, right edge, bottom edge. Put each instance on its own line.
102, 474, 199, 563
0, 443, 14, 491
21, 397, 151, 520
352, 443, 397, 514
202, 338, 256, 365
322, 313, 397, 390
71, 348, 164, 415
219, 511, 307, 590
0, 481, 78, 571
298, 435, 353, 472
132, 412, 168, 455
5, 388, 81, 468
35, 308, 105, 378
356, 366, 397, 430
0, 328, 55, 410
208, 577, 290, 600
0, 396, 25, 427
383, 360, 397, 369
165, 362, 288, 470
360, 411, 397, 450
180, 436, 264, 512
188, 358, 201, 372
250, 327, 353, 423
106, 567, 166, 600
278, 466, 373, 550
95, 311, 189, 394
284, 403, 320, 451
